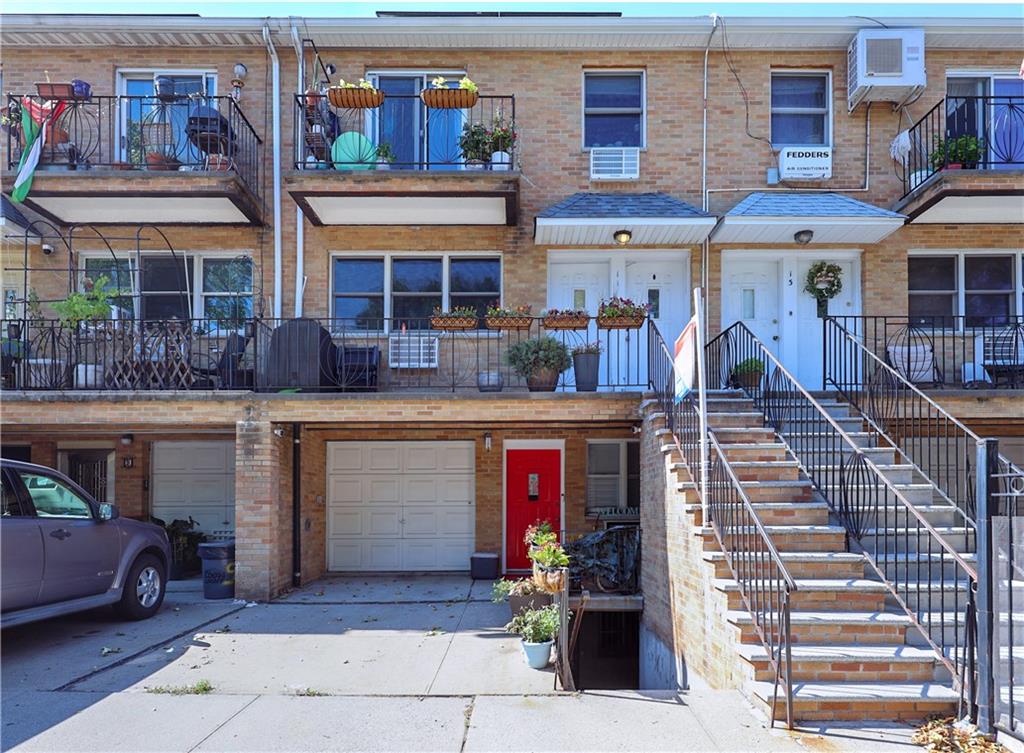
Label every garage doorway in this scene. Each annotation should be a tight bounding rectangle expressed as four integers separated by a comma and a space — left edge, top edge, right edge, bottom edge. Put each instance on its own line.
151, 441, 235, 534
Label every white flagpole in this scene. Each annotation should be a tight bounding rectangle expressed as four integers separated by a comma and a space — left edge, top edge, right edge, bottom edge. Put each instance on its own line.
693, 288, 710, 519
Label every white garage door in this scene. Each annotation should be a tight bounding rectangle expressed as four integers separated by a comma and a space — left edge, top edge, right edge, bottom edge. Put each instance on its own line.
151, 441, 235, 534
327, 441, 475, 571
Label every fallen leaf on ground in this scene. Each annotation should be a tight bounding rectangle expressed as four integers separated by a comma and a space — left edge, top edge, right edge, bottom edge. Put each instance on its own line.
100, 647, 122, 656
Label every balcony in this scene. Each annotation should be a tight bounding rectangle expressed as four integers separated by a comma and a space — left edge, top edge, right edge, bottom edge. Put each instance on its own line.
0, 315, 652, 394
288, 92, 518, 226
4, 92, 263, 225
894, 95, 1024, 222
828, 315, 1024, 390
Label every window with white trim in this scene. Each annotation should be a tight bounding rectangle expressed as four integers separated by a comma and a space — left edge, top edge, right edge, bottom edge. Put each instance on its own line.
770, 71, 831, 147
332, 254, 501, 331
583, 72, 645, 149
586, 440, 640, 514
908, 252, 1023, 327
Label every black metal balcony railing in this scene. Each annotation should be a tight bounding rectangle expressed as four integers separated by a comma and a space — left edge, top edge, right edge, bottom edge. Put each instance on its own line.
564, 526, 641, 595
5, 94, 263, 201
827, 315, 1024, 391
900, 95, 1024, 198
0, 316, 649, 393
294, 93, 516, 171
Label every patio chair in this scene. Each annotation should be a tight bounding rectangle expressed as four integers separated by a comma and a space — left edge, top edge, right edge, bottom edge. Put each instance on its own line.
334, 344, 380, 391
193, 332, 252, 389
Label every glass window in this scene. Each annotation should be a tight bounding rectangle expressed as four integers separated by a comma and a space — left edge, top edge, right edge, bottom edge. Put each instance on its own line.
771, 73, 830, 146
449, 258, 500, 320
140, 257, 193, 321
333, 258, 385, 330
965, 255, 1014, 327
908, 256, 957, 325
2, 472, 28, 517
84, 258, 134, 318
586, 441, 641, 513
908, 254, 1018, 327
19, 472, 93, 519
584, 73, 644, 148
392, 258, 442, 329
202, 258, 253, 327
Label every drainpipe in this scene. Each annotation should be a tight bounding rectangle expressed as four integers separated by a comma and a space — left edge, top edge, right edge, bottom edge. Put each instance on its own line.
700, 14, 719, 342
290, 21, 306, 317
292, 423, 301, 588
263, 23, 283, 319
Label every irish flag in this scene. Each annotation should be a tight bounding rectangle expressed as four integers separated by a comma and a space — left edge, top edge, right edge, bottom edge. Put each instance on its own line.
11, 97, 65, 204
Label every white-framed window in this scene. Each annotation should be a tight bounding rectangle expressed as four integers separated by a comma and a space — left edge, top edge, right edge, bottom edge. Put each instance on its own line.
945, 71, 1024, 168
586, 439, 640, 514
331, 253, 501, 331
80, 253, 252, 323
908, 251, 1024, 327
583, 70, 646, 149
770, 70, 832, 147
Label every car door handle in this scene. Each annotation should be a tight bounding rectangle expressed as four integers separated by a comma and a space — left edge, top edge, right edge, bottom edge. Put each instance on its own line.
48, 528, 72, 540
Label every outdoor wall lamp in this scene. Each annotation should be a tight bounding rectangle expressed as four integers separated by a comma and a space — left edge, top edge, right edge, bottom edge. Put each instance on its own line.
613, 229, 632, 245
120, 434, 134, 446
484, 432, 492, 452
231, 63, 248, 101
794, 229, 814, 245
122, 456, 135, 469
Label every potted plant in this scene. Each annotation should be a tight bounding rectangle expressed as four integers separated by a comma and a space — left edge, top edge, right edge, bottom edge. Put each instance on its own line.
52, 276, 114, 388
572, 341, 602, 392
505, 604, 560, 669
421, 75, 479, 110
487, 116, 516, 171
529, 541, 570, 594
206, 154, 231, 171
431, 306, 478, 331
523, 521, 557, 551
492, 577, 552, 618
929, 135, 985, 171
597, 297, 649, 330
458, 122, 490, 169
151, 515, 206, 580
542, 308, 591, 331
505, 336, 571, 392
485, 304, 532, 331
327, 78, 385, 109
731, 357, 765, 390
375, 142, 396, 170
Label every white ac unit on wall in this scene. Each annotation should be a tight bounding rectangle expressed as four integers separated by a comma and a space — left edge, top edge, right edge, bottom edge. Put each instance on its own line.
388, 334, 439, 369
847, 28, 926, 111
590, 147, 640, 181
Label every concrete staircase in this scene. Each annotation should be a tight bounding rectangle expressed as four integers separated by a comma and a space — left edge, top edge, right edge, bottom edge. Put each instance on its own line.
643, 390, 964, 723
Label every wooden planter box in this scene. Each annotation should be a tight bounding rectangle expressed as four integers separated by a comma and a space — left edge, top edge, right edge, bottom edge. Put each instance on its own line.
543, 314, 590, 330
597, 314, 646, 330
420, 88, 479, 110
485, 315, 532, 331
431, 315, 478, 331
327, 87, 385, 109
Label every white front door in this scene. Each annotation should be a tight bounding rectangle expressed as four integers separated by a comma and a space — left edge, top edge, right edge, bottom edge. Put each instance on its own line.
151, 441, 235, 534
793, 257, 858, 388
625, 260, 688, 386
326, 441, 475, 571
722, 259, 782, 360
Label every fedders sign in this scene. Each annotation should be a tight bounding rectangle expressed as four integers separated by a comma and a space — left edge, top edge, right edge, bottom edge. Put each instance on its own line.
779, 146, 833, 180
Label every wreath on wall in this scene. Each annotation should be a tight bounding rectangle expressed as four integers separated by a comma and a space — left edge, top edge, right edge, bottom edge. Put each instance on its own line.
804, 262, 843, 301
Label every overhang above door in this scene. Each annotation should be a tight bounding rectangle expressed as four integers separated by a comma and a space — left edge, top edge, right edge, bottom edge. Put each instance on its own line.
711, 192, 905, 244
534, 192, 716, 245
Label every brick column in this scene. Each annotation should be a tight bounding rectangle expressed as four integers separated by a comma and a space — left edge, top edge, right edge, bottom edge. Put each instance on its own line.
234, 420, 292, 601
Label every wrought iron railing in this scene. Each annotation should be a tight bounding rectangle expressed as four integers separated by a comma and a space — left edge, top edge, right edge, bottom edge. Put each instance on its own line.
710, 321, 981, 724
648, 321, 796, 728
1, 315, 649, 393
294, 92, 516, 171
5, 93, 263, 201
829, 315, 1024, 391
900, 95, 1024, 198
991, 453, 1024, 742
564, 526, 640, 595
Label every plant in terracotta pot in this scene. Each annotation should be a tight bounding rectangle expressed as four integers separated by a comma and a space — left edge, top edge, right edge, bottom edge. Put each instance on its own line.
731, 357, 765, 391
929, 135, 985, 171
505, 604, 560, 669
571, 341, 602, 393
492, 577, 552, 618
505, 336, 571, 392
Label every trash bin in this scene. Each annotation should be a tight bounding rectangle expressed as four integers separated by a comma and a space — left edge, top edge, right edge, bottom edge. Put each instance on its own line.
470, 552, 499, 580
198, 540, 235, 600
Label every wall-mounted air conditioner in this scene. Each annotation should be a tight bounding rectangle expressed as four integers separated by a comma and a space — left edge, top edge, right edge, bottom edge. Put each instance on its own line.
847, 28, 926, 111
388, 334, 439, 369
590, 147, 640, 181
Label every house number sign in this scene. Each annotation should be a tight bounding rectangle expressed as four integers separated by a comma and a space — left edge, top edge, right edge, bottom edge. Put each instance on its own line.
528, 473, 540, 500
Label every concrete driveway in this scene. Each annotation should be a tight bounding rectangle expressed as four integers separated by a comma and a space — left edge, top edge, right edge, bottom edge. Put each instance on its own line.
2, 575, 922, 753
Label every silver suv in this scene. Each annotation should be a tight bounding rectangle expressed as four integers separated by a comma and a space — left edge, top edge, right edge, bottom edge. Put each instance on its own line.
1, 459, 171, 628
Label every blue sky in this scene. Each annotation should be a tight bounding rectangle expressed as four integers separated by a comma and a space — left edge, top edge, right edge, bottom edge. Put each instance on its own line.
6, 0, 1022, 17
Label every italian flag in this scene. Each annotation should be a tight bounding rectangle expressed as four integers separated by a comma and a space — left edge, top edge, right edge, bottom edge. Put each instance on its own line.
11, 97, 65, 204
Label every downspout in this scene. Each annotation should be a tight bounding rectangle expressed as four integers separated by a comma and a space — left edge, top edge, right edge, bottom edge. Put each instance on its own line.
263, 23, 283, 319
700, 14, 719, 342
290, 21, 306, 317
292, 423, 302, 588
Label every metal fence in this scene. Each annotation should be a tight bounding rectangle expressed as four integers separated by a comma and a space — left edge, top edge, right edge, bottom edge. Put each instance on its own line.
991, 453, 1024, 742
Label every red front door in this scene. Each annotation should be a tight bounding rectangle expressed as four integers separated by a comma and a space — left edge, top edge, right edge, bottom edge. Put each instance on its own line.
505, 448, 562, 571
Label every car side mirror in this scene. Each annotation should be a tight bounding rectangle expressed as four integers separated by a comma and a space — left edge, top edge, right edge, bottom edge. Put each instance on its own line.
98, 503, 120, 521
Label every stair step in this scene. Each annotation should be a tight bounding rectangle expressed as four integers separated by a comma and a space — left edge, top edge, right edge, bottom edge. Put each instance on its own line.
701, 524, 847, 553
713, 427, 780, 444
717, 578, 888, 593
717, 578, 890, 610
707, 411, 766, 429
728, 610, 912, 627
738, 643, 939, 664
747, 680, 958, 721
861, 527, 972, 552
704, 550, 866, 578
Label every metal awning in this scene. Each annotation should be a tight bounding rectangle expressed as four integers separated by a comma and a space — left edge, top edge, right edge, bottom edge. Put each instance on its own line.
534, 192, 715, 245
711, 192, 906, 244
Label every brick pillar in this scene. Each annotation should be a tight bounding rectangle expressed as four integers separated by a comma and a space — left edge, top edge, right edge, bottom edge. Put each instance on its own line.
234, 420, 292, 601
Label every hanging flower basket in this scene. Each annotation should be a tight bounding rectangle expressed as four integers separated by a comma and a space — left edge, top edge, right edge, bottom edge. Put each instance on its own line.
431, 314, 478, 331
532, 565, 567, 594
421, 88, 479, 110
485, 315, 532, 331
327, 86, 385, 109
543, 313, 590, 330
597, 313, 646, 330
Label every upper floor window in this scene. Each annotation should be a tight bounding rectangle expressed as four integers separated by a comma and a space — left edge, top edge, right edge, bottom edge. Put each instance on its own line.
583, 71, 645, 149
908, 252, 1023, 327
586, 440, 640, 514
770, 71, 831, 147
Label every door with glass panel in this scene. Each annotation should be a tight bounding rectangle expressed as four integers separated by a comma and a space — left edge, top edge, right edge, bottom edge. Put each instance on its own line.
371, 75, 464, 169
119, 72, 215, 167
947, 75, 1024, 168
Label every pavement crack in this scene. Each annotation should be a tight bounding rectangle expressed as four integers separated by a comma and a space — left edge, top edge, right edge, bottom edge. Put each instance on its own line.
186, 694, 260, 753
426, 596, 471, 695
459, 696, 476, 753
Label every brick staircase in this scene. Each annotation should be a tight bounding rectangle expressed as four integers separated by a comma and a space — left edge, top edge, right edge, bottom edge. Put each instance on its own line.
643, 389, 966, 723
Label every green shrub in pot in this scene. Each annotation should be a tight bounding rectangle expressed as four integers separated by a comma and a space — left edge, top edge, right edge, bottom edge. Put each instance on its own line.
505, 336, 571, 392
505, 604, 560, 668
730, 357, 765, 390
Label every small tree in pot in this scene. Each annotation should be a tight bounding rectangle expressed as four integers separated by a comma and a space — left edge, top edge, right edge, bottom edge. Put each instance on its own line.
731, 357, 765, 391
505, 604, 560, 669
571, 341, 602, 392
505, 336, 571, 392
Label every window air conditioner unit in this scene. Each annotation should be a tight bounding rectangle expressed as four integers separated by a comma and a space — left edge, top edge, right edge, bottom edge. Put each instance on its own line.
847, 28, 926, 112
388, 334, 439, 369
590, 147, 640, 181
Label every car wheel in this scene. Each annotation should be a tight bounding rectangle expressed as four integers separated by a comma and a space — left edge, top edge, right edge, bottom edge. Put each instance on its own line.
115, 553, 166, 620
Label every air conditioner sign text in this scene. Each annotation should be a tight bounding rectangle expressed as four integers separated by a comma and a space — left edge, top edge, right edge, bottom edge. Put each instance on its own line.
778, 146, 833, 180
